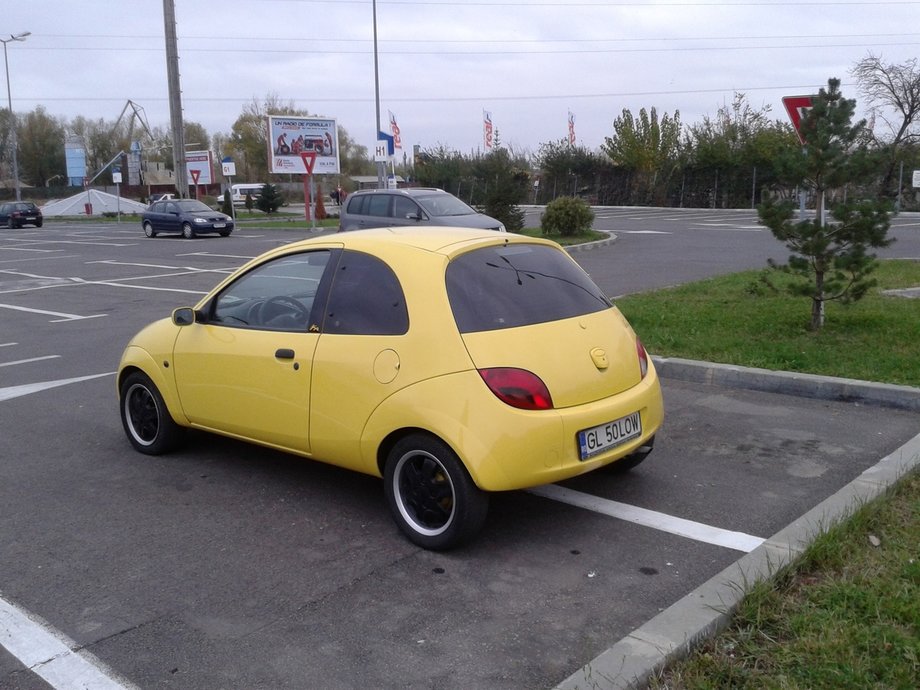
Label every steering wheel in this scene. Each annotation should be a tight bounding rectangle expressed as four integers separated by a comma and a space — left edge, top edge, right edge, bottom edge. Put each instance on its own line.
253, 296, 309, 327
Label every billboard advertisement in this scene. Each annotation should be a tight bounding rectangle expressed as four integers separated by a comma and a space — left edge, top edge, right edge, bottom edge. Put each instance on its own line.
185, 150, 214, 186
268, 116, 340, 175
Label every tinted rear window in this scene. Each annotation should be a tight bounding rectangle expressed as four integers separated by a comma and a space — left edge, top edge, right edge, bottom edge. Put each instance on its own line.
446, 244, 611, 333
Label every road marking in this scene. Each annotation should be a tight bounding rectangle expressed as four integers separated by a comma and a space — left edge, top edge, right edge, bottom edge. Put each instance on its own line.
621, 230, 672, 235
177, 251, 257, 260
528, 484, 765, 553
0, 596, 136, 689
88, 260, 235, 274
0, 355, 61, 368
0, 342, 16, 348
0, 303, 107, 322
68, 278, 207, 296
0, 372, 113, 402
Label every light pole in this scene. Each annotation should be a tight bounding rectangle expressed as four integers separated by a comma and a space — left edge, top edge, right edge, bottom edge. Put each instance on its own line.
2, 31, 30, 201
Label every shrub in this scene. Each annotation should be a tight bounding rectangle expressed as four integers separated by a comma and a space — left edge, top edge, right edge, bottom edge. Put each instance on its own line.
541, 196, 594, 237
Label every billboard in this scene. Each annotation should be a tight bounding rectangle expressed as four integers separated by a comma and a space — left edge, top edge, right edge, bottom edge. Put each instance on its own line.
268, 116, 340, 175
186, 150, 214, 186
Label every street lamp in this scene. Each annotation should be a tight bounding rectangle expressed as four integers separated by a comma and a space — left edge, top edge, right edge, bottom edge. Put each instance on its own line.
2, 31, 30, 201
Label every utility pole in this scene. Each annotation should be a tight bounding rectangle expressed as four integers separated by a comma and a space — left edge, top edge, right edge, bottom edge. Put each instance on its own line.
2, 31, 30, 201
373, 0, 385, 189
162, 0, 188, 198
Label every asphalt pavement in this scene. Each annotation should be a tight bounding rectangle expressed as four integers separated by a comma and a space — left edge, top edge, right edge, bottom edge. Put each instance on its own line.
1, 211, 918, 689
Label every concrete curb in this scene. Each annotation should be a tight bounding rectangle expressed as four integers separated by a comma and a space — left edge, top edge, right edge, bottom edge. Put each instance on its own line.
554, 359, 920, 690
653, 356, 920, 412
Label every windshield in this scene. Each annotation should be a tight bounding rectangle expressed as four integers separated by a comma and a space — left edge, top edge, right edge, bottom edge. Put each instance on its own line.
446, 244, 611, 332
415, 194, 477, 217
176, 200, 214, 213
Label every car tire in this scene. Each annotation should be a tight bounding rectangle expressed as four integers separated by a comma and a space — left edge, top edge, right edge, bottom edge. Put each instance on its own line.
384, 434, 488, 550
119, 371, 185, 455
143, 221, 157, 238
182, 222, 195, 239
219, 229, 231, 237
605, 436, 655, 473
35, 220, 43, 228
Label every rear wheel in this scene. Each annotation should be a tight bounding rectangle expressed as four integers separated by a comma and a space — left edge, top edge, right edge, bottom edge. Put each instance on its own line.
119, 371, 184, 455
143, 221, 157, 238
384, 434, 488, 550
182, 222, 195, 239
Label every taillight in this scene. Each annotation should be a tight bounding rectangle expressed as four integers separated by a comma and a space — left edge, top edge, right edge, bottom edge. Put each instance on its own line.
637, 338, 649, 379
478, 367, 553, 410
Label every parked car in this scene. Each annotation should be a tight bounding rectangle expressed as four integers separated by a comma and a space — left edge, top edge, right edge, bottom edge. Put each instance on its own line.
338, 187, 505, 232
0, 201, 43, 228
117, 227, 663, 549
148, 193, 176, 203
142, 199, 233, 238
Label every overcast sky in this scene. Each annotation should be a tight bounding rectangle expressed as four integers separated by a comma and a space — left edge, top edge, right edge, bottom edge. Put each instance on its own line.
5, 1, 919, 158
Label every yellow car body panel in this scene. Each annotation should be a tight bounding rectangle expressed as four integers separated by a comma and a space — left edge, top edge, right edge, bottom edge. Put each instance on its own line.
118, 227, 664, 492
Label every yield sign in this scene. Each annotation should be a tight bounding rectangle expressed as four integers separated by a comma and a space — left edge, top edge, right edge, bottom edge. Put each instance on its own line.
782, 95, 816, 144
299, 151, 317, 175
189, 169, 201, 185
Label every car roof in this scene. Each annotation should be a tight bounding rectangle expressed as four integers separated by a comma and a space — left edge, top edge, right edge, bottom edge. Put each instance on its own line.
352, 187, 446, 197
264, 227, 555, 263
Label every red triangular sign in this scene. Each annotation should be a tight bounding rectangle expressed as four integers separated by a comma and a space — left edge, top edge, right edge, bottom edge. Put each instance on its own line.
300, 151, 317, 175
782, 95, 816, 144
190, 169, 201, 184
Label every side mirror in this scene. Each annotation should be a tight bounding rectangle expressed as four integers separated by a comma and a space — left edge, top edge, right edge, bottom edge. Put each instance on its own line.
172, 307, 197, 326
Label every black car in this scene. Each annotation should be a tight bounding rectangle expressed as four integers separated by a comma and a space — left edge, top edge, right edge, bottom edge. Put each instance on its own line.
0, 201, 43, 228
142, 199, 233, 239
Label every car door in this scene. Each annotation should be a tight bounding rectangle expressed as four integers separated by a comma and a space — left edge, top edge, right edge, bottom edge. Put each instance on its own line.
309, 249, 411, 471
172, 249, 334, 452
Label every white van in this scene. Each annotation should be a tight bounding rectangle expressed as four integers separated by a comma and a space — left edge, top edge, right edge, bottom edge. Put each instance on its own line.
225, 183, 266, 205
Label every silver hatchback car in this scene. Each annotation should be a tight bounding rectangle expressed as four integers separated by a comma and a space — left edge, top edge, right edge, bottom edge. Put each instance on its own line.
338, 188, 505, 233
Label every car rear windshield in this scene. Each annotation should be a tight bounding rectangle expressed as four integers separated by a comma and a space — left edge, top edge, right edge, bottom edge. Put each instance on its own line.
446, 243, 612, 333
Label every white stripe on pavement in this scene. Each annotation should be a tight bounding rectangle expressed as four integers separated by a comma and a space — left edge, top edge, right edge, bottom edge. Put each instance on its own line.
0, 597, 136, 690
528, 484, 765, 553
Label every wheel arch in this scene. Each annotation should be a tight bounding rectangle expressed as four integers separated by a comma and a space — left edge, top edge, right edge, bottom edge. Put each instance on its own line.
117, 348, 189, 426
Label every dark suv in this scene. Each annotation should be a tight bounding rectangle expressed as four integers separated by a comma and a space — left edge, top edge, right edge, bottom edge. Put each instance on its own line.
338, 188, 505, 233
0, 201, 43, 228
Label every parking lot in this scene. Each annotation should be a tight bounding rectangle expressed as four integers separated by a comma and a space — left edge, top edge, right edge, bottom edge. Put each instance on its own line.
2, 215, 919, 689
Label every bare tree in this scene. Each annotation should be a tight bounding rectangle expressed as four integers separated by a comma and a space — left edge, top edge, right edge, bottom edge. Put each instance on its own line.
852, 53, 920, 196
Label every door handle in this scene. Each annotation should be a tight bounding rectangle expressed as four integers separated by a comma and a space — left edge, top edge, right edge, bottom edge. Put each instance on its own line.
275, 348, 295, 359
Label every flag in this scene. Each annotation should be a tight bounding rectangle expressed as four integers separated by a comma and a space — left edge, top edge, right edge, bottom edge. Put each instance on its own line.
483, 110, 494, 151
388, 110, 402, 150
568, 111, 576, 146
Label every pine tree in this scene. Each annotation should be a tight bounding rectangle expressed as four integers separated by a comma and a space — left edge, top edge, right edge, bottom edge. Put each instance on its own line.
255, 183, 284, 214
757, 78, 894, 331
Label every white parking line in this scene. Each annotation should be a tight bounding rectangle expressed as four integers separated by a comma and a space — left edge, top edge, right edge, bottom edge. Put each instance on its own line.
0, 303, 107, 322
68, 278, 207, 296
177, 251, 257, 260
528, 484, 765, 553
0, 355, 61, 368
0, 596, 136, 690
0, 372, 113, 402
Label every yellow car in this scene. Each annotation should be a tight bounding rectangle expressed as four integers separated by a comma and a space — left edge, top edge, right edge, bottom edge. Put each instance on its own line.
118, 227, 664, 549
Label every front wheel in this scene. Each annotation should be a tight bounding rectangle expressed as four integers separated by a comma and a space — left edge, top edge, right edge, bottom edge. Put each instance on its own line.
119, 371, 185, 455
384, 434, 488, 550
182, 222, 195, 239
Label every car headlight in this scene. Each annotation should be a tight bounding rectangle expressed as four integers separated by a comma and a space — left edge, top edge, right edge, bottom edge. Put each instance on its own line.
193, 217, 207, 224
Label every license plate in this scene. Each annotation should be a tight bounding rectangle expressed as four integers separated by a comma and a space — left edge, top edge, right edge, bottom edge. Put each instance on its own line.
578, 411, 642, 461
213, 222, 226, 228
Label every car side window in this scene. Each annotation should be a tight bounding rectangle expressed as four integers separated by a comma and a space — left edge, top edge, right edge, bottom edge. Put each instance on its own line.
392, 197, 419, 219
210, 250, 332, 331
366, 194, 390, 218
346, 194, 366, 215
323, 250, 409, 335
165, 202, 178, 214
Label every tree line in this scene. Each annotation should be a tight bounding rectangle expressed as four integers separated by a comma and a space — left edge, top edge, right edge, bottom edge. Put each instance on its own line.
2, 55, 918, 212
